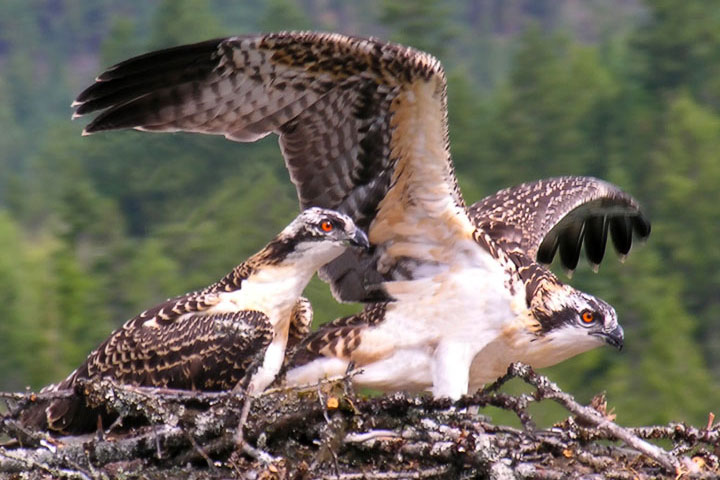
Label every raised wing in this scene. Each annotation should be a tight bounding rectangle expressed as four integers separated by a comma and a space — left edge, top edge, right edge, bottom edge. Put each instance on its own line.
73, 32, 473, 302
43, 309, 272, 432
468, 177, 651, 272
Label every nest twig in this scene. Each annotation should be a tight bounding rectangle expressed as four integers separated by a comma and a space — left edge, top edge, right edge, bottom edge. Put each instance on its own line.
1, 363, 717, 479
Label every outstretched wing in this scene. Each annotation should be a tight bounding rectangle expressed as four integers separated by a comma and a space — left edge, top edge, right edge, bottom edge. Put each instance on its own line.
42, 309, 272, 433
468, 177, 651, 272
73, 32, 473, 301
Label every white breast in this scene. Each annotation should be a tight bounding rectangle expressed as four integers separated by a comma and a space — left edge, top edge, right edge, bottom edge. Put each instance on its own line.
201, 264, 315, 395
207, 265, 311, 327
350, 245, 519, 398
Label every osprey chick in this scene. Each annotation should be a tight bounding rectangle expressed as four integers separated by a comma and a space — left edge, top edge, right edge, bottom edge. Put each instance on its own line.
25, 207, 368, 433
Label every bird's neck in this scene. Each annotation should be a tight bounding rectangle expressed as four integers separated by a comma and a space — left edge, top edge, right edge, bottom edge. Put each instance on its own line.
507, 257, 572, 333
206, 238, 323, 330
211, 237, 296, 293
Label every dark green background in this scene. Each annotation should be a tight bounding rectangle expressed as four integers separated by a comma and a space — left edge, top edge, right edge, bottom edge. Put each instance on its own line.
0, 0, 717, 427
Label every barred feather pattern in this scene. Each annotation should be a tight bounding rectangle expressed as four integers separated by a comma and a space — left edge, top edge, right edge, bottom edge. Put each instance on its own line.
28, 207, 364, 433
468, 176, 650, 330
73, 31, 471, 302
469, 176, 651, 272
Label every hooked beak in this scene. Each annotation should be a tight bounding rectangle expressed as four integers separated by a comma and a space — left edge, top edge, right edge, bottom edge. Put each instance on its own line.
348, 228, 370, 249
594, 324, 624, 351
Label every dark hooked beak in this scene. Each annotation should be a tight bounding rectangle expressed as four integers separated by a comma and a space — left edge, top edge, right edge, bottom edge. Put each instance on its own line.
595, 324, 624, 351
348, 228, 370, 249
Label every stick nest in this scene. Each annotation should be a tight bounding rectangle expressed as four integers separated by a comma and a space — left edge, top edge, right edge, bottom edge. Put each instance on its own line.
1, 364, 718, 479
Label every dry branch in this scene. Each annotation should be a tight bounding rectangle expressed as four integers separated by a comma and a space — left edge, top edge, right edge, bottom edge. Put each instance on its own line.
1, 363, 718, 479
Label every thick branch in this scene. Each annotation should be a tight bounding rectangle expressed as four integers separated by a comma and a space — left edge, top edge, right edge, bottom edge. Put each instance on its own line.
506, 362, 682, 473
1, 365, 717, 479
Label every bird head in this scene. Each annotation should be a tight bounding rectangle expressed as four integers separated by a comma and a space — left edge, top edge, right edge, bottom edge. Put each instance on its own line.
532, 286, 624, 365
278, 207, 370, 265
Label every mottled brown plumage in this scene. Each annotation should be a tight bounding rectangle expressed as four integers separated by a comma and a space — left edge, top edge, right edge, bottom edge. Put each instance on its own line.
42, 309, 273, 433
469, 176, 650, 271
288, 296, 313, 345
292, 303, 389, 366
24, 208, 368, 433
469, 176, 650, 328
287, 178, 643, 395
73, 33, 649, 399
73, 31, 467, 303
294, 178, 647, 363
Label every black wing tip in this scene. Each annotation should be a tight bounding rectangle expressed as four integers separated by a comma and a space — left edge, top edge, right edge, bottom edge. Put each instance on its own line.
79, 115, 110, 135
544, 211, 650, 272
633, 214, 652, 239
74, 84, 98, 105
96, 37, 228, 80
536, 243, 557, 265
558, 223, 584, 272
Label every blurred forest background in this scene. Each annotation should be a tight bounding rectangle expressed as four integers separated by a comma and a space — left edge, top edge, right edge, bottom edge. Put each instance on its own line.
0, 0, 718, 428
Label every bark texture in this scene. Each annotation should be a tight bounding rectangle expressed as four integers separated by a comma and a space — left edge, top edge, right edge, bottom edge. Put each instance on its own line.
1, 364, 718, 479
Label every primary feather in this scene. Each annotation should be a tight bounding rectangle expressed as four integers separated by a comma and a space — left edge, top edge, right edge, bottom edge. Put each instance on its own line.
73, 33, 650, 399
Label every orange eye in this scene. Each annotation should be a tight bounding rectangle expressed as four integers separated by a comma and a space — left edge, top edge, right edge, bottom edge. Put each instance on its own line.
320, 220, 334, 232
582, 311, 594, 323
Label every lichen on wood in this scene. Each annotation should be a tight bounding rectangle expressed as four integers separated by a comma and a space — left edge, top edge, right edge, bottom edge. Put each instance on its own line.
1, 364, 718, 479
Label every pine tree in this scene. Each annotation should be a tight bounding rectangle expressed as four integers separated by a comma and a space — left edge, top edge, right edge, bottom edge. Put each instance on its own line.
149, 0, 225, 49
259, 0, 312, 32
378, 0, 455, 59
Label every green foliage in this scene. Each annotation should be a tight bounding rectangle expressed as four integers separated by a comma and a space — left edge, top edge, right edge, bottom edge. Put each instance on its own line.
0, 0, 718, 429
645, 94, 720, 371
100, 17, 144, 66
0, 77, 25, 206
631, 0, 720, 95
154, 162, 299, 291
47, 244, 112, 369
149, 0, 226, 49
0, 212, 114, 388
378, 0, 456, 58
113, 238, 182, 318
259, 0, 312, 32
0, 211, 37, 389
476, 29, 620, 190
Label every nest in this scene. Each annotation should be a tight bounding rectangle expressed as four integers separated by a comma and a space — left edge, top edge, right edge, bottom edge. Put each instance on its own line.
1, 364, 718, 479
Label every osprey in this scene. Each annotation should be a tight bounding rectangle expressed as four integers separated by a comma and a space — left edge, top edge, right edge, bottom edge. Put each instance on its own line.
287, 177, 645, 395
72, 32, 649, 399
24, 208, 368, 433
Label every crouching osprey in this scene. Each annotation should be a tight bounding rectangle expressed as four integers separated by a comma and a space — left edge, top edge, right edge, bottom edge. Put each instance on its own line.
286, 177, 648, 398
23, 207, 368, 433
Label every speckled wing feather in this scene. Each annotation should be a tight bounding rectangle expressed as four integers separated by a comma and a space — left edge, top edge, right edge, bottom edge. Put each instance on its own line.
42, 307, 272, 433
290, 302, 389, 367
73, 32, 472, 301
468, 176, 651, 271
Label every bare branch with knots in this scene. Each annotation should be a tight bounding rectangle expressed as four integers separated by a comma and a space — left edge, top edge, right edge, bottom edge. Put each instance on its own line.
1, 365, 717, 479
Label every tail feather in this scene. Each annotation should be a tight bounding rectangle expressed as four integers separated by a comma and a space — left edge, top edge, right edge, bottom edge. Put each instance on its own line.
20, 389, 108, 435
20, 366, 109, 434
46, 395, 85, 432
